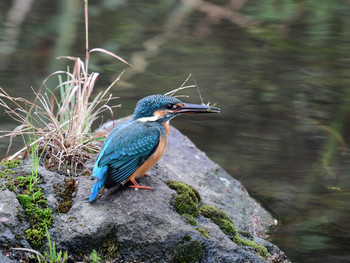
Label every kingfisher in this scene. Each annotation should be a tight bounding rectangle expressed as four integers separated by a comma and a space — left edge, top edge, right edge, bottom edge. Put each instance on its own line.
89, 94, 220, 202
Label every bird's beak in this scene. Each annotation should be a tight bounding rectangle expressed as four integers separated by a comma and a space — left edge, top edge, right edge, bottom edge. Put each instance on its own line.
173, 103, 220, 114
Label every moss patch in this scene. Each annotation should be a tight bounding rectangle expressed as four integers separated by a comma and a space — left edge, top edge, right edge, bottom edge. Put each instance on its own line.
0, 159, 21, 169
199, 204, 268, 257
5, 181, 15, 191
182, 214, 198, 226
12, 175, 53, 249
166, 181, 201, 217
233, 235, 269, 257
172, 238, 202, 263
0, 160, 20, 181
199, 204, 237, 236
0, 160, 53, 248
166, 181, 269, 258
0, 169, 15, 179
195, 227, 209, 239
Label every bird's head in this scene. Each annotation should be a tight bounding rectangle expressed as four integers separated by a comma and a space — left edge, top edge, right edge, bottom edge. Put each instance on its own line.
133, 94, 220, 123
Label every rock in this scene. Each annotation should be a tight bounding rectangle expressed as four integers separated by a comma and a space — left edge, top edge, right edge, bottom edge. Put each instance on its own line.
0, 189, 31, 263
0, 126, 288, 262
0, 250, 17, 263
0, 190, 20, 246
161, 127, 274, 236
0, 189, 30, 248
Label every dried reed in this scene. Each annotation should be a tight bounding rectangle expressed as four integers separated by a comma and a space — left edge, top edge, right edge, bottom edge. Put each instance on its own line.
0, 0, 130, 170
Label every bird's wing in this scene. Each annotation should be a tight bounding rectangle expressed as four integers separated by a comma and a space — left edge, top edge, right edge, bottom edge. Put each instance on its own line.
97, 122, 161, 188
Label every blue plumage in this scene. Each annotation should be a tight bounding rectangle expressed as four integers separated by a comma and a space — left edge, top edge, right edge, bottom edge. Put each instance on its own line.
89, 120, 162, 202
89, 94, 220, 202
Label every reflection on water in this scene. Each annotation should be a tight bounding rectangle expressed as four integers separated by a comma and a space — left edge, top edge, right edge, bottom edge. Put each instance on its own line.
1, 1, 350, 262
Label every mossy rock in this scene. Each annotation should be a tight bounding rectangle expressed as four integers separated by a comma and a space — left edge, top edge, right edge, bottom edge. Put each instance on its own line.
199, 204, 237, 236
182, 214, 198, 226
5, 181, 15, 192
25, 226, 46, 248
172, 239, 202, 263
11, 173, 53, 249
166, 181, 270, 258
0, 169, 15, 178
0, 159, 21, 168
199, 204, 268, 257
166, 180, 201, 217
0, 160, 21, 187
233, 235, 269, 257
195, 227, 209, 239
166, 181, 201, 203
13, 176, 31, 190
17, 194, 33, 209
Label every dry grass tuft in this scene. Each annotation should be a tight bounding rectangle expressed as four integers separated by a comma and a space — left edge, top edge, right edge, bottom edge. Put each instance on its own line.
0, 0, 130, 170
0, 57, 125, 169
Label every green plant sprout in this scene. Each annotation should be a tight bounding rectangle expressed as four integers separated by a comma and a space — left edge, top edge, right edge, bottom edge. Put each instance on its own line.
12, 225, 68, 263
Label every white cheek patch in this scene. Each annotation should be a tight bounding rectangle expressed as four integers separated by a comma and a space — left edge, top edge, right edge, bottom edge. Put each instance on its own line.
137, 110, 167, 122
137, 115, 161, 122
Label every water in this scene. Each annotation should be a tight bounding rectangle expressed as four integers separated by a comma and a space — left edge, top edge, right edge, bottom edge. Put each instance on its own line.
1, 1, 350, 262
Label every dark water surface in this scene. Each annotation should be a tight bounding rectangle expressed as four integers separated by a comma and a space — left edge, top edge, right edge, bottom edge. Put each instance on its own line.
1, 1, 350, 262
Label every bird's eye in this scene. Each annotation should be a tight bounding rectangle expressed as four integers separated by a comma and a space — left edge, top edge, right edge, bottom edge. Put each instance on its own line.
166, 103, 177, 110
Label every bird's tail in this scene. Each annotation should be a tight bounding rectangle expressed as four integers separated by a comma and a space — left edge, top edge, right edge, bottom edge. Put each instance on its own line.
89, 165, 108, 202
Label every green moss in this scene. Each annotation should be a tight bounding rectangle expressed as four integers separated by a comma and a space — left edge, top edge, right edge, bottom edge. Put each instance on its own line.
195, 227, 209, 239
0, 160, 21, 190
172, 239, 202, 263
199, 204, 268, 257
5, 181, 15, 192
14, 176, 31, 189
0, 169, 15, 178
172, 240, 201, 263
17, 194, 33, 209
166, 181, 268, 258
233, 235, 269, 257
166, 181, 201, 217
182, 214, 198, 226
13, 175, 53, 249
23, 203, 53, 248
0, 159, 21, 168
25, 227, 46, 248
199, 204, 237, 236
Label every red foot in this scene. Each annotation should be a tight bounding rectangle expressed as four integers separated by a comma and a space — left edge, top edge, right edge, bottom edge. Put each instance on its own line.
143, 174, 149, 177
129, 178, 153, 190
